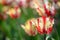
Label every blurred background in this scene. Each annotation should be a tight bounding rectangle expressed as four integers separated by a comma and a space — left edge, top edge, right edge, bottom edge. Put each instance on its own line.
0, 0, 60, 40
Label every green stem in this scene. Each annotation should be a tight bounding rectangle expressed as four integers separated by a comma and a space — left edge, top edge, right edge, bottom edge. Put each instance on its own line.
44, 34, 46, 40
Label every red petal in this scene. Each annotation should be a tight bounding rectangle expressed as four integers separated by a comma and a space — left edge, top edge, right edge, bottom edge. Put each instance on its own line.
47, 27, 53, 34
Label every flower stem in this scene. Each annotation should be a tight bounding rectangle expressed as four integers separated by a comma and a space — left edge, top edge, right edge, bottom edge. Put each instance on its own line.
44, 34, 46, 40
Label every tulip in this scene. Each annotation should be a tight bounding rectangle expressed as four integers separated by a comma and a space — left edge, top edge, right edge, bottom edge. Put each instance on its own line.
7, 6, 21, 19
21, 18, 37, 36
43, 0, 56, 17
36, 16, 54, 34
21, 16, 54, 35
30, 0, 56, 17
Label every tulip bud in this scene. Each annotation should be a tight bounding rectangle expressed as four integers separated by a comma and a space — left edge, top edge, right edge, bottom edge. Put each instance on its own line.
21, 19, 37, 36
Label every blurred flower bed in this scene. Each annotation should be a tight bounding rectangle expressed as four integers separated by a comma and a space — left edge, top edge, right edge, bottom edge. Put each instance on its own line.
0, 0, 60, 40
